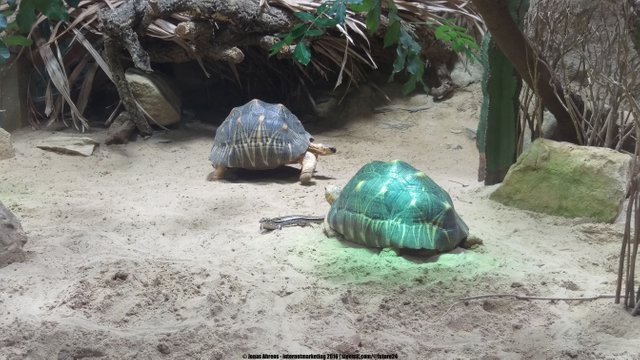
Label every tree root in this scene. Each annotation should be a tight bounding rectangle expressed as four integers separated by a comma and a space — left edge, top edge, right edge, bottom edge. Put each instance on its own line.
105, 112, 137, 145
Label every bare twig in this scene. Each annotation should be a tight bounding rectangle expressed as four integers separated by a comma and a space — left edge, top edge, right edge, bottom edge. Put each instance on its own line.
431, 293, 616, 324
522, 0, 640, 150
460, 294, 617, 302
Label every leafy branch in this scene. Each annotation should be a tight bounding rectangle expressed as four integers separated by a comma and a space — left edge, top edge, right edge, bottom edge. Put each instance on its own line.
434, 19, 479, 60
0, 0, 79, 64
269, 0, 350, 65
270, 0, 479, 94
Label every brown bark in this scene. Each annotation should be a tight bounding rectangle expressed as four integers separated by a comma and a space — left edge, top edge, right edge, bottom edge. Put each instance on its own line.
103, 37, 153, 138
99, 0, 296, 72
98, 0, 297, 143
471, 0, 581, 143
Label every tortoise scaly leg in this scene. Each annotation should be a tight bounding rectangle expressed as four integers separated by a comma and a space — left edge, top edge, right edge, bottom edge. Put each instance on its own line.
299, 151, 317, 184
206, 166, 227, 181
322, 220, 337, 237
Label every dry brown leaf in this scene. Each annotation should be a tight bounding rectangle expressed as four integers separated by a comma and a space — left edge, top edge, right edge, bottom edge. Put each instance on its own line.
71, 28, 114, 83
36, 39, 90, 130
77, 62, 100, 115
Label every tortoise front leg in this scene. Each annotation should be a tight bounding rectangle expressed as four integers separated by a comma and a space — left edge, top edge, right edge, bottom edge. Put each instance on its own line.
322, 219, 337, 238
206, 166, 227, 181
299, 151, 317, 184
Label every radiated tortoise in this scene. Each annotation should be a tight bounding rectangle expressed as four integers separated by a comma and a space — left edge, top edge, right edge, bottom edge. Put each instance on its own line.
208, 99, 336, 184
324, 160, 469, 252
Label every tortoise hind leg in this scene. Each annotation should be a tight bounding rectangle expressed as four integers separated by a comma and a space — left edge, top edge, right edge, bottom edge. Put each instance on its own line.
299, 152, 318, 184
206, 166, 227, 181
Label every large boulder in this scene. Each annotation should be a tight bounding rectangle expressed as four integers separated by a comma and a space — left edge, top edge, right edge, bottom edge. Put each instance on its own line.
491, 139, 632, 223
0, 128, 14, 160
0, 201, 28, 267
125, 68, 181, 127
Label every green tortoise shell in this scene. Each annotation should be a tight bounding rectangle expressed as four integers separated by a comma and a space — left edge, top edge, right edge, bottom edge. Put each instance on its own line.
327, 160, 469, 251
209, 99, 311, 170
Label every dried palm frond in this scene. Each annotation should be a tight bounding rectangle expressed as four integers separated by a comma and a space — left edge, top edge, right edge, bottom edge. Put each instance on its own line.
264, 0, 482, 96
35, 31, 90, 130
271, 0, 484, 34
26, 0, 114, 130
23, 0, 484, 130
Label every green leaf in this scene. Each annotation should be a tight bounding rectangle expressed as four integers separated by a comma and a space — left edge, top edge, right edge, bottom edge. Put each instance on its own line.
7, 0, 17, 5
293, 42, 311, 65
290, 23, 307, 39
305, 29, 324, 37
294, 12, 314, 22
2, 35, 33, 46
399, 29, 420, 53
16, 0, 36, 34
450, 24, 467, 32
334, 0, 346, 25
34, 0, 68, 22
350, 0, 372, 13
317, 2, 330, 13
406, 53, 424, 78
366, 0, 380, 33
435, 27, 453, 41
386, 0, 399, 18
269, 40, 287, 56
391, 45, 406, 75
0, 14, 6, 31
401, 77, 417, 95
383, 20, 400, 48
434, 23, 479, 54
401, 79, 418, 95
0, 41, 10, 63
283, 34, 295, 45
64, 0, 79, 7
460, 38, 479, 51
6, 21, 17, 31
315, 17, 337, 28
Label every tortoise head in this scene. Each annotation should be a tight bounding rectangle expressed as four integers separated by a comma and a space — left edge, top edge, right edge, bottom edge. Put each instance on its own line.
324, 185, 341, 205
308, 142, 337, 156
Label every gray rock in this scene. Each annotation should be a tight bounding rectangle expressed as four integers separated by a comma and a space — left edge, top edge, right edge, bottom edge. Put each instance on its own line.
451, 58, 484, 88
125, 68, 181, 127
36, 136, 99, 156
0, 128, 14, 160
491, 138, 632, 223
522, 111, 558, 152
0, 202, 28, 267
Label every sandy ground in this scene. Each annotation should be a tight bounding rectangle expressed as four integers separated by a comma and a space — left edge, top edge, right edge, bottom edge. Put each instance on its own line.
1, 82, 640, 360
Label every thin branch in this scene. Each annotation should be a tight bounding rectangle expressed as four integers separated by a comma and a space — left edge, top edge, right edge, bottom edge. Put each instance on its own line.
460, 294, 617, 302
431, 293, 617, 324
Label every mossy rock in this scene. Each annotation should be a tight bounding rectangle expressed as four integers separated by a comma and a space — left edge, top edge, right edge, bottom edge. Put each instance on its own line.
491, 139, 631, 223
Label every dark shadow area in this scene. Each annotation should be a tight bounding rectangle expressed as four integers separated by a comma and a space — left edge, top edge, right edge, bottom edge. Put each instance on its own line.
328, 232, 467, 264
89, 56, 419, 133
216, 165, 303, 184
207, 165, 335, 185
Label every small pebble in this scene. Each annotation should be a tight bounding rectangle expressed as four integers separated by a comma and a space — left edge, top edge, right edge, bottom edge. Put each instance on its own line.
157, 343, 171, 354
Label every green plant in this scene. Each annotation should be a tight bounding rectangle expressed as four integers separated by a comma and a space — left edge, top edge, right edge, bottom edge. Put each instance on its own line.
434, 19, 478, 60
0, 0, 79, 64
269, 0, 478, 94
